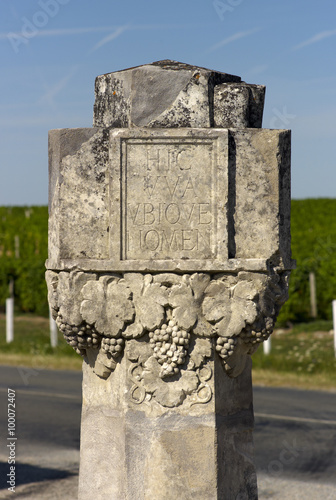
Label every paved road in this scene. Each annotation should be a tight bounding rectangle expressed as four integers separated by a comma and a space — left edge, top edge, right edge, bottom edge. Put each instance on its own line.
0, 366, 81, 494
253, 386, 336, 484
0, 366, 335, 497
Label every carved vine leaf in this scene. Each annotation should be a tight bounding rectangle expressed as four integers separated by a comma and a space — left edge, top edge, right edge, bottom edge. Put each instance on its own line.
80, 276, 134, 337
58, 271, 96, 326
137, 281, 168, 331
193, 316, 217, 338
122, 274, 145, 338
141, 356, 199, 408
202, 278, 260, 339
202, 281, 231, 323
189, 273, 211, 302
123, 322, 144, 339
123, 274, 168, 334
233, 280, 259, 301
127, 338, 153, 364
216, 298, 258, 338
169, 282, 198, 330
187, 273, 215, 338
188, 338, 212, 369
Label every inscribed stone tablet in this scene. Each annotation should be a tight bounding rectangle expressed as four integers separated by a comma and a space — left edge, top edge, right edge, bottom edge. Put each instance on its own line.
109, 129, 228, 264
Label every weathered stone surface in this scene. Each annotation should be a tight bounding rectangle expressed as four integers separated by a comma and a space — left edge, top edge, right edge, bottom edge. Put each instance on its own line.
214, 82, 265, 128
78, 345, 257, 500
93, 60, 265, 129
47, 127, 293, 273
48, 128, 109, 263
47, 60, 293, 500
232, 129, 292, 268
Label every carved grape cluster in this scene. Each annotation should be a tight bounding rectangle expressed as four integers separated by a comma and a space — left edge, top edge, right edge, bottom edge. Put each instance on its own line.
240, 317, 274, 345
56, 314, 101, 354
215, 336, 238, 361
101, 337, 125, 359
149, 320, 190, 378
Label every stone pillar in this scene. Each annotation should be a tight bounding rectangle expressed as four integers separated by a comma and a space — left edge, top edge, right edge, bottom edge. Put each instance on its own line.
46, 60, 294, 500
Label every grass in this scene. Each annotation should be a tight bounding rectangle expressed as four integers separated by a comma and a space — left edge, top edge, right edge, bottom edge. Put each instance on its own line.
1, 314, 335, 390
0, 314, 82, 371
252, 320, 336, 391
252, 368, 336, 391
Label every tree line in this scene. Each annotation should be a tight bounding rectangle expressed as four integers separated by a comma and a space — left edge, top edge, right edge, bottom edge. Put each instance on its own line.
0, 200, 335, 323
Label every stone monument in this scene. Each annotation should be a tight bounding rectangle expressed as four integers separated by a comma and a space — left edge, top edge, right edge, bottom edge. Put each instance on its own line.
46, 60, 294, 499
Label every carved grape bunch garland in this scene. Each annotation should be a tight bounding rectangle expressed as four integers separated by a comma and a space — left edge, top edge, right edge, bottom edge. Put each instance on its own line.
46, 270, 289, 380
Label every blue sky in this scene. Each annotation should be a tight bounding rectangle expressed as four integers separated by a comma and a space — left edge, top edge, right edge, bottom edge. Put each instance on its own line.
0, 0, 335, 204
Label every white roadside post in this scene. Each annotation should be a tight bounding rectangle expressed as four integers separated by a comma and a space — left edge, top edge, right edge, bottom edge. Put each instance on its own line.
6, 279, 14, 343
6, 297, 14, 343
49, 309, 58, 347
263, 336, 271, 355
333, 300, 336, 358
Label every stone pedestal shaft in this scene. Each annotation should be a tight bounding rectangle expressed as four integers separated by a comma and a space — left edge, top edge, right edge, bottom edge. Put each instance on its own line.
79, 348, 257, 500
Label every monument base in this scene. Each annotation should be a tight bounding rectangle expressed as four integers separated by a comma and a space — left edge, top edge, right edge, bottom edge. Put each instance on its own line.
78, 343, 258, 500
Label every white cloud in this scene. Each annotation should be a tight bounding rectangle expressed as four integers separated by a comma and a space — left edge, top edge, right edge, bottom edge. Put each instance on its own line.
293, 29, 336, 50
204, 28, 260, 54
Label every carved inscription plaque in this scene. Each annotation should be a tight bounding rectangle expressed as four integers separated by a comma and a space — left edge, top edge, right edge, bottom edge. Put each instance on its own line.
110, 129, 228, 264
